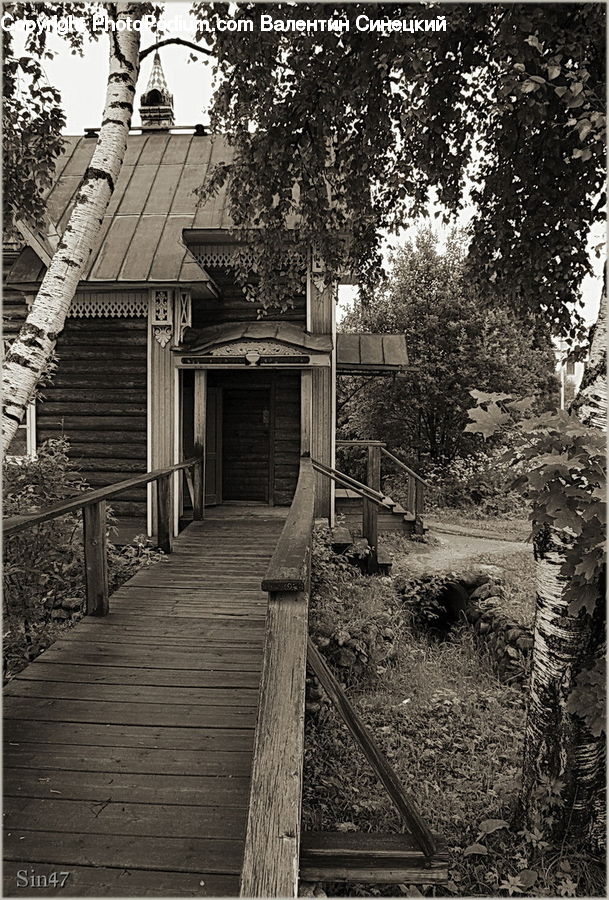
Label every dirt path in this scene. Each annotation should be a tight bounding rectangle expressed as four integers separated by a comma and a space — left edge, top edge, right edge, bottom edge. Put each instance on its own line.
392, 526, 528, 576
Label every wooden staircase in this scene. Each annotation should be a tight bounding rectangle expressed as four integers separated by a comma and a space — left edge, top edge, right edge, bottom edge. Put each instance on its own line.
335, 488, 416, 535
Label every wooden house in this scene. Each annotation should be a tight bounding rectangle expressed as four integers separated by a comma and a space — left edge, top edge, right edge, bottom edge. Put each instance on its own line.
3, 54, 408, 539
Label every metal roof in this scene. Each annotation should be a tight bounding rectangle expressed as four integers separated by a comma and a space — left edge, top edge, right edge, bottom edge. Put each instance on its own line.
336, 333, 408, 373
6, 133, 233, 287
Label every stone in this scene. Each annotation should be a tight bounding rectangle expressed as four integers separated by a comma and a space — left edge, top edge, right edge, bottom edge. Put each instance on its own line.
458, 564, 504, 588
471, 584, 491, 600
478, 621, 491, 635
336, 648, 357, 667
61, 597, 82, 611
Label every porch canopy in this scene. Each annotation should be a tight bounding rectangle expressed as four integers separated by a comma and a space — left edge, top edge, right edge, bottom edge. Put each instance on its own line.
176, 321, 332, 367
336, 333, 408, 375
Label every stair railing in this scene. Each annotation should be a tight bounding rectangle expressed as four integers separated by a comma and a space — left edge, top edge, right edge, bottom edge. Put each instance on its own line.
336, 440, 428, 520
311, 458, 389, 574
3, 457, 203, 617
380, 446, 428, 519
240, 455, 316, 899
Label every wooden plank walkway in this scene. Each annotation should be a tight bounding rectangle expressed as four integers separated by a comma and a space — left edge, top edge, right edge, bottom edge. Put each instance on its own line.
3, 509, 286, 897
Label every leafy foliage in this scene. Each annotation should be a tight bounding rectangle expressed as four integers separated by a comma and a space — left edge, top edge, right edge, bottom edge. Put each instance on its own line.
194, 3, 604, 335
337, 228, 557, 462
3, 438, 89, 636
309, 524, 402, 686
393, 572, 450, 634
3, 439, 163, 678
2, 3, 95, 228
423, 449, 524, 516
466, 393, 606, 735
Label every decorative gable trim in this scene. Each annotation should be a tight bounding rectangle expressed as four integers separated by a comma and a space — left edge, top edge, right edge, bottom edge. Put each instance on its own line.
68, 291, 148, 318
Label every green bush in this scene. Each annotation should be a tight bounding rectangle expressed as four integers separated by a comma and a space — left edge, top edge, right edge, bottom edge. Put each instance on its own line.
3, 438, 162, 678
422, 448, 524, 516
394, 572, 451, 634
309, 524, 404, 688
3, 440, 88, 655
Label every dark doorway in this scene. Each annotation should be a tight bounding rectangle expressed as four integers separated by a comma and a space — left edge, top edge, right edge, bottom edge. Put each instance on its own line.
222, 386, 271, 502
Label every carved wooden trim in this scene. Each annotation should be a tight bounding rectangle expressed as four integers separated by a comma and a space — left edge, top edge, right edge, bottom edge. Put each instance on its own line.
68, 291, 148, 318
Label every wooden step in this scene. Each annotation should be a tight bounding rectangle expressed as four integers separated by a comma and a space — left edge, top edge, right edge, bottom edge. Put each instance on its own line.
376, 547, 393, 576
330, 525, 353, 553
300, 831, 449, 884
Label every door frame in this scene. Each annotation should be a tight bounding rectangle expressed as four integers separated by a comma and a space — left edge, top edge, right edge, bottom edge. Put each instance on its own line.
220, 379, 274, 505
183, 365, 314, 518
205, 384, 223, 506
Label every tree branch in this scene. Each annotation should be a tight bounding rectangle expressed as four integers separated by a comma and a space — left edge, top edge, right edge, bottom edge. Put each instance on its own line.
140, 38, 214, 61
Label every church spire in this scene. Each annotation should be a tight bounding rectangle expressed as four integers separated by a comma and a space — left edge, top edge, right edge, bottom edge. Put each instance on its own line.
139, 52, 174, 131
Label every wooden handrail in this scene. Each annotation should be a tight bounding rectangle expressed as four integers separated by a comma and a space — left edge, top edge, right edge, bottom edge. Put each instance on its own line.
4, 456, 203, 617
336, 440, 386, 447
3, 458, 201, 536
380, 447, 429, 488
307, 639, 437, 858
311, 459, 387, 508
241, 457, 316, 897
261, 456, 316, 593
312, 459, 384, 573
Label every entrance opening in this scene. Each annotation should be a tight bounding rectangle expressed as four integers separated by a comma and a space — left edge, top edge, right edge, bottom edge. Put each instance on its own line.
181, 370, 301, 511
222, 386, 271, 503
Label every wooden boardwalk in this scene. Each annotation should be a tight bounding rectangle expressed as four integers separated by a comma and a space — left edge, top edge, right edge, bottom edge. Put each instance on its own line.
3, 509, 286, 897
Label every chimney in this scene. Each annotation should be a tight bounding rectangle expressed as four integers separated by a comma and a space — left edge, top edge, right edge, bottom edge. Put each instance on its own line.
139, 52, 175, 131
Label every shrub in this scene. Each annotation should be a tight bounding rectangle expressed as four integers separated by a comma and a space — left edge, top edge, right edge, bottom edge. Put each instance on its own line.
422, 448, 524, 516
3, 440, 89, 661
3, 438, 163, 678
309, 524, 404, 687
394, 572, 451, 634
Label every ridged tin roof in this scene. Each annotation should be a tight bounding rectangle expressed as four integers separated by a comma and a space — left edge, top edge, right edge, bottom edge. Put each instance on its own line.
6, 133, 232, 286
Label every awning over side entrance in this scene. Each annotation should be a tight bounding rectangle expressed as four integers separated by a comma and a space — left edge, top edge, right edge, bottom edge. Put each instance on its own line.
336, 333, 408, 375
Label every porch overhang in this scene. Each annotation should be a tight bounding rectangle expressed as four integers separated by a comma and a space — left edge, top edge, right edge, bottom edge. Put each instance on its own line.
337, 333, 409, 375
174, 321, 332, 368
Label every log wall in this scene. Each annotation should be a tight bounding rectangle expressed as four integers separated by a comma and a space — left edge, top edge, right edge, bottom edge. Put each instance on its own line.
191, 289, 306, 329
36, 317, 148, 517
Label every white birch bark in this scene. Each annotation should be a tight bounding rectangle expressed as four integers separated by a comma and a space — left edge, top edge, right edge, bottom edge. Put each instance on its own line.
2, 3, 142, 455
522, 284, 607, 848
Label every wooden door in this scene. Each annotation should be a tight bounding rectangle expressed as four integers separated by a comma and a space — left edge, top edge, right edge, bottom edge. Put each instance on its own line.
205, 386, 222, 506
222, 388, 271, 502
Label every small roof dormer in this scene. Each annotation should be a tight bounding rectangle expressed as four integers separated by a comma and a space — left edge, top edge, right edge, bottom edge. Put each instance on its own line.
139, 52, 174, 131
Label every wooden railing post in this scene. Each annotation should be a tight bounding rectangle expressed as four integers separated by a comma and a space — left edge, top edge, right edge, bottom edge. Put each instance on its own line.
192, 456, 204, 521
366, 443, 381, 494
83, 500, 109, 616
362, 495, 378, 574
407, 475, 416, 515
156, 473, 173, 553
415, 480, 425, 516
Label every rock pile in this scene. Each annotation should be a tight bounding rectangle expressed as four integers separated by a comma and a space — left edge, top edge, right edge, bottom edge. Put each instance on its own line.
50, 597, 83, 624
456, 565, 534, 684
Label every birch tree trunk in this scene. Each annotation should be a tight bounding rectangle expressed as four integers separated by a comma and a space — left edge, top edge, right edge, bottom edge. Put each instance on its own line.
2, 3, 142, 455
521, 286, 607, 850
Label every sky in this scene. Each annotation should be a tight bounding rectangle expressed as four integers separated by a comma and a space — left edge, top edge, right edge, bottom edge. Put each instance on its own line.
13, 2, 604, 329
